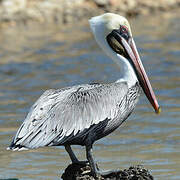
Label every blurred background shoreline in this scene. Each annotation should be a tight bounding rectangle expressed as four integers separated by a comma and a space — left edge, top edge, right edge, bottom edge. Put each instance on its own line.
0, 0, 179, 27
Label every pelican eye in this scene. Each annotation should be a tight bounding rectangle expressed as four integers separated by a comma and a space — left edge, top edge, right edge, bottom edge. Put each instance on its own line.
119, 25, 130, 42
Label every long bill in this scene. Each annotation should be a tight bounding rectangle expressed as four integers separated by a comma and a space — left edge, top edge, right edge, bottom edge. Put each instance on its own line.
112, 31, 161, 114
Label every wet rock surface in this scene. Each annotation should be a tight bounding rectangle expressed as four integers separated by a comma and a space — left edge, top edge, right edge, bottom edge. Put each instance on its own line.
0, 0, 179, 26
61, 163, 154, 180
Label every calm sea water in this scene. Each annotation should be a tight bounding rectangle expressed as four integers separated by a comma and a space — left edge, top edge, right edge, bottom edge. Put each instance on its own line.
0, 14, 179, 179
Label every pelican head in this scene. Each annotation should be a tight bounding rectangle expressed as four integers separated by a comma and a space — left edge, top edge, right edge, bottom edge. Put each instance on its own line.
89, 13, 161, 114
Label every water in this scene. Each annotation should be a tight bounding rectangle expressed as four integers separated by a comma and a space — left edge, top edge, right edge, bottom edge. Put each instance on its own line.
0, 14, 179, 179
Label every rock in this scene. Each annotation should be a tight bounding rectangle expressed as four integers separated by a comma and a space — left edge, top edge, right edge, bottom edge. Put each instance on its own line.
61, 163, 154, 180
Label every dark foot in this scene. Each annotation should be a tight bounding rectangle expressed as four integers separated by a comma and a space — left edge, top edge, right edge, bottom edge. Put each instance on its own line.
96, 169, 120, 177
92, 169, 120, 178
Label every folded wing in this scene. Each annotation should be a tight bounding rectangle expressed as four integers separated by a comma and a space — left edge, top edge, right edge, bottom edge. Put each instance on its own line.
9, 82, 128, 150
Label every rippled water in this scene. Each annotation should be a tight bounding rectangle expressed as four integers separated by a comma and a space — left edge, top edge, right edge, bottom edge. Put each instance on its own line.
0, 14, 179, 179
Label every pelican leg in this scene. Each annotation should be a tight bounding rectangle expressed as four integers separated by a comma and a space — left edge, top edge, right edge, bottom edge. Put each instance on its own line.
86, 144, 99, 177
65, 145, 88, 165
65, 145, 79, 163
86, 145, 120, 177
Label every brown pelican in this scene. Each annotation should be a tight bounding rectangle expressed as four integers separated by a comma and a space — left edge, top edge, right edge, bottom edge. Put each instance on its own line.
8, 13, 161, 177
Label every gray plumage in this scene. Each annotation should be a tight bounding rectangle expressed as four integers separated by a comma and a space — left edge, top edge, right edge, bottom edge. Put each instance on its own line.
9, 82, 140, 150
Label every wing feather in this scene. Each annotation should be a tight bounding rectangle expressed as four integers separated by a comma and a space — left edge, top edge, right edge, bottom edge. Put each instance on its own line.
9, 82, 128, 149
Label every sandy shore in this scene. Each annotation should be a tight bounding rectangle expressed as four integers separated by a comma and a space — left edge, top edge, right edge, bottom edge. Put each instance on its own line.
0, 0, 179, 26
